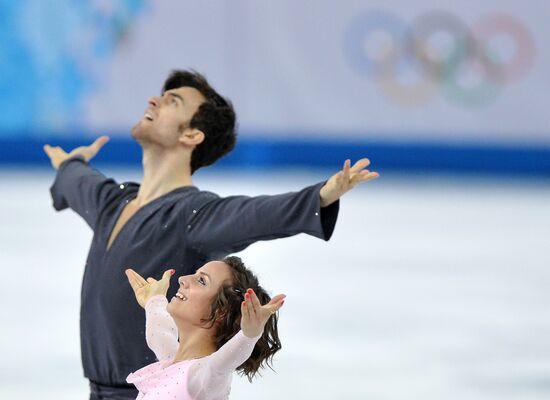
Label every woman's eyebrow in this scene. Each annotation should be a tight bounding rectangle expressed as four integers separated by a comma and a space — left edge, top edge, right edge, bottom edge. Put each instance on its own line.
199, 271, 211, 282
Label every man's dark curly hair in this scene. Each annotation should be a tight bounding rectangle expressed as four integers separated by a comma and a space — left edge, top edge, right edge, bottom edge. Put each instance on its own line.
201, 256, 282, 382
162, 70, 237, 174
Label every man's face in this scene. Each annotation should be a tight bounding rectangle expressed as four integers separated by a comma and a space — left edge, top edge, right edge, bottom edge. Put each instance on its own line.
131, 86, 206, 146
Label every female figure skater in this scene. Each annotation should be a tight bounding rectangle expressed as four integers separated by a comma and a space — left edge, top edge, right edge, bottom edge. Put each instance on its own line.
125, 256, 285, 399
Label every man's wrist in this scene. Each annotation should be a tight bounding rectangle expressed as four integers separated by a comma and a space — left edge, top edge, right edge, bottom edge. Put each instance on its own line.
320, 193, 334, 208
319, 186, 330, 208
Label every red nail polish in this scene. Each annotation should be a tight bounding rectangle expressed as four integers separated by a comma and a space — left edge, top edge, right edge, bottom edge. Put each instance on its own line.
281, 300, 285, 306
242, 301, 246, 306
170, 269, 175, 276
247, 288, 253, 294
245, 293, 250, 298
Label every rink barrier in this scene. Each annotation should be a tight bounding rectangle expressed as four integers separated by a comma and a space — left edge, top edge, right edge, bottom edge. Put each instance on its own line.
0, 135, 549, 176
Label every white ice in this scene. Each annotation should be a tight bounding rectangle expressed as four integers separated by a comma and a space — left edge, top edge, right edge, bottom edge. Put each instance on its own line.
0, 168, 549, 400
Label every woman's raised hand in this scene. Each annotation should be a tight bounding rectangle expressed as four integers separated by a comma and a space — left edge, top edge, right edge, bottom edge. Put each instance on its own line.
126, 268, 174, 308
241, 289, 285, 338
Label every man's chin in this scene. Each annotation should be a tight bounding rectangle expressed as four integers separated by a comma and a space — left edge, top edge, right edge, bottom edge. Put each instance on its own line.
131, 124, 148, 142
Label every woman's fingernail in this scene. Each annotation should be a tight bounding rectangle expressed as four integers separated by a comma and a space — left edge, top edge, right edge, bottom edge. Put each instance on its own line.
242, 301, 246, 306
170, 269, 175, 276
247, 288, 253, 294
245, 293, 250, 298
281, 300, 285, 306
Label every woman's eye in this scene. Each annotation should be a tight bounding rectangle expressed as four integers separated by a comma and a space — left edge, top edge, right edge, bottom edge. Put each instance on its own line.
198, 277, 206, 285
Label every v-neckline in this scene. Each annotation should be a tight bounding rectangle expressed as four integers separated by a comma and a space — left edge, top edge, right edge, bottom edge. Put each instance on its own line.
104, 185, 197, 254
166, 353, 209, 368
105, 196, 139, 252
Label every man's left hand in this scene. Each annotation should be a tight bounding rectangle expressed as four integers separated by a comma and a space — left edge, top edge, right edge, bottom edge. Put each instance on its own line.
320, 158, 379, 207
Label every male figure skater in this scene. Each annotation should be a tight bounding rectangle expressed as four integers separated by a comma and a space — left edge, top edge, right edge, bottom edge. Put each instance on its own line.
44, 70, 378, 399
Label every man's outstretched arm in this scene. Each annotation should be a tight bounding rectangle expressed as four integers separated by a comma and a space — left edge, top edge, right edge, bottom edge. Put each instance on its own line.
186, 158, 378, 255
44, 136, 120, 229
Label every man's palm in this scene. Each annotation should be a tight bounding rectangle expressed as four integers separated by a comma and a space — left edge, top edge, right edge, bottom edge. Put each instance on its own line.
43, 136, 110, 169
319, 158, 379, 207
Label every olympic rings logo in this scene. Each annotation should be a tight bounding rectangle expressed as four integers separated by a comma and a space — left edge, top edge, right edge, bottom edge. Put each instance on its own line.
344, 10, 536, 108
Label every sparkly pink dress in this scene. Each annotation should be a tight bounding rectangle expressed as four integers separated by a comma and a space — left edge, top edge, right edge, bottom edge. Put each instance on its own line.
127, 296, 260, 400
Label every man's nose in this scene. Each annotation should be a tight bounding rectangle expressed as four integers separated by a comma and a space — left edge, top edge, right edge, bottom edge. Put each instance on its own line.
148, 96, 159, 107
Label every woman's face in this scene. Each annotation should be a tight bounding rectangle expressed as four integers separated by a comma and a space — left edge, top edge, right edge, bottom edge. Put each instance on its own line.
167, 261, 233, 326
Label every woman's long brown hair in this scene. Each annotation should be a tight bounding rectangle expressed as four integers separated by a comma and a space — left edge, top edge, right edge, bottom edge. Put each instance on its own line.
201, 256, 282, 381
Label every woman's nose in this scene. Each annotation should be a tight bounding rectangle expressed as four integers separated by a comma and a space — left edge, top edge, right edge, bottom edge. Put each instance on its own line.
178, 276, 187, 287
148, 96, 159, 107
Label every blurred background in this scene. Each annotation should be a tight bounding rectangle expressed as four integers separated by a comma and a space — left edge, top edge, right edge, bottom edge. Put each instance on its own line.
1, 1, 549, 399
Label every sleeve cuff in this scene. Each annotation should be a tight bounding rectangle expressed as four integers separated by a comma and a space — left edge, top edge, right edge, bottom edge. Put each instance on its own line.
313, 181, 339, 241
239, 329, 263, 341
320, 198, 339, 240
145, 295, 168, 310
59, 154, 87, 169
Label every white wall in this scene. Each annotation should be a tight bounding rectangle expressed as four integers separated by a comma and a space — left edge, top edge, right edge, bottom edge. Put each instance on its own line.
82, 1, 550, 144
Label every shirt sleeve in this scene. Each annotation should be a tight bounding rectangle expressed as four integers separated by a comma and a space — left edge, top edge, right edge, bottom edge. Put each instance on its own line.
188, 181, 339, 255
144, 295, 179, 361
49, 155, 120, 230
187, 330, 260, 400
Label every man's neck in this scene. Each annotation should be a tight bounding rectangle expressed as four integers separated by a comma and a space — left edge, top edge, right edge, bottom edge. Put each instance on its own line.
136, 146, 194, 206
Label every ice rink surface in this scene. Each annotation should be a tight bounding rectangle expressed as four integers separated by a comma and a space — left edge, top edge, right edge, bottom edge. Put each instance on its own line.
1, 168, 549, 400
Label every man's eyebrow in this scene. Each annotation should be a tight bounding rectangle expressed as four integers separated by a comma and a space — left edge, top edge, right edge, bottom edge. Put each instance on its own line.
168, 92, 184, 103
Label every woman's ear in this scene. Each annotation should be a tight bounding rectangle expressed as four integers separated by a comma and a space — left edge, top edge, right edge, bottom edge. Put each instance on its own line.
179, 128, 205, 147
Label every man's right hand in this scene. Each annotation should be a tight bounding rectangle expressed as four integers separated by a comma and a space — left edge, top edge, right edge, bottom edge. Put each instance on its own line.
126, 268, 175, 308
43, 135, 110, 170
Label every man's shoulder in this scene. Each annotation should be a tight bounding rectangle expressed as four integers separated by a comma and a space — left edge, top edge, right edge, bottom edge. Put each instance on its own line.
187, 188, 220, 205
161, 186, 220, 208
177, 188, 227, 217
194, 188, 220, 199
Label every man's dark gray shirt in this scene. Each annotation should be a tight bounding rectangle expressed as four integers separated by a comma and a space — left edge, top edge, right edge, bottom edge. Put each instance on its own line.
50, 156, 339, 387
